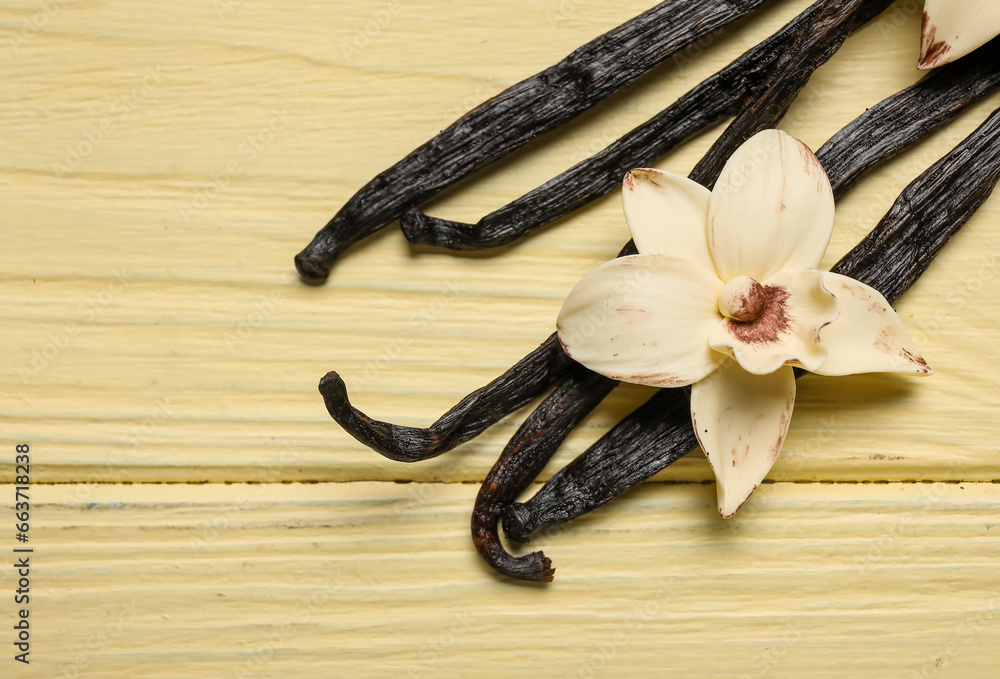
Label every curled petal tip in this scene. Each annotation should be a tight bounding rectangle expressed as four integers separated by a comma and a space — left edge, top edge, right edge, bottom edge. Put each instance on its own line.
919, 9, 952, 70
916, 56, 938, 71
814, 273, 933, 377
901, 348, 933, 375
917, 4, 1000, 70
917, 49, 950, 71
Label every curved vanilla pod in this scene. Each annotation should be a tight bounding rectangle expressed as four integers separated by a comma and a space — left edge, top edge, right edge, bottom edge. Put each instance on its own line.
400, 0, 897, 250
502, 387, 691, 543
294, 0, 772, 283
503, 105, 1000, 543
318, 335, 572, 462
471, 369, 615, 582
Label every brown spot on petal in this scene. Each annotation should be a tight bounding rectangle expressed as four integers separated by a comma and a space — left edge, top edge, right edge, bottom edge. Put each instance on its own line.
608, 369, 682, 387
901, 348, 930, 371
770, 440, 782, 461
726, 285, 791, 344
868, 301, 886, 315
841, 281, 871, 302
624, 168, 664, 193
773, 393, 794, 460
615, 306, 652, 326
918, 11, 952, 70
556, 333, 574, 358
644, 371, 683, 387
795, 138, 824, 175
729, 441, 752, 467
725, 484, 758, 518
793, 137, 827, 193
873, 326, 896, 353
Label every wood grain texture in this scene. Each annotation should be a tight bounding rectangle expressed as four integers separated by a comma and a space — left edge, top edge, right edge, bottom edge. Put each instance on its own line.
2, 0, 999, 485
3, 482, 1000, 678
1, 0, 999, 675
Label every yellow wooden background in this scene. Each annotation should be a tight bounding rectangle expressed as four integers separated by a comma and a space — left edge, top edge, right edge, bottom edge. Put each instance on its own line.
2, 0, 1000, 676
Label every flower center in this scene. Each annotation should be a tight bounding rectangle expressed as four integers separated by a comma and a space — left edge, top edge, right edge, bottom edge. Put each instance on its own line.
718, 276, 767, 322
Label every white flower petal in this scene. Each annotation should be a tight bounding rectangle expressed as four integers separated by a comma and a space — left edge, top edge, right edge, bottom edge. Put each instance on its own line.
709, 268, 839, 374
691, 362, 796, 518
708, 129, 835, 282
557, 254, 725, 388
622, 168, 716, 273
919, 1, 1000, 70
812, 273, 932, 376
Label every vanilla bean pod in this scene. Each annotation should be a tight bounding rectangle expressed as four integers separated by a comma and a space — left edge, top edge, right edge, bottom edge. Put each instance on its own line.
318, 335, 573, 462
294, 0, 772, 283
504, 105, 1000, 543
472, 370, 614, 582
406, 34, 1000, 253
402, 0, 893, 251
820, 36, 1000, 200
832, 105, 1000, 298
687, 0, 869, 187
317, 0, 870, 465
502, 387, 690, 544
470, 0, 866, 580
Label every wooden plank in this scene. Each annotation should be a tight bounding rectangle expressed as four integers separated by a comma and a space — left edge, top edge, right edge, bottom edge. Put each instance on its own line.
3, 2, 1000, 677
3, 481, 997, 678
2, 1, 1000, 484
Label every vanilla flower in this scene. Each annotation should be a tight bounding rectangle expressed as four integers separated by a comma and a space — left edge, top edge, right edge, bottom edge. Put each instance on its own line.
557, 129, 931, 518
918, 1, 1000, 70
